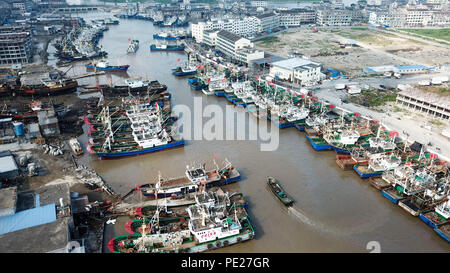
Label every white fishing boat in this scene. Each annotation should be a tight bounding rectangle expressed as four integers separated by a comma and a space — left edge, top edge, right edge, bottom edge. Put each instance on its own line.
369, 126, 396, 151
127, 39, 139, 53
368, 153, 401, 172
305, 113, 329, 127
392, 168, 437, 196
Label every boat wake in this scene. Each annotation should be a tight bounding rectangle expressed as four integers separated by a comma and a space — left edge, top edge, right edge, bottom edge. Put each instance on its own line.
287, 206, 347, 236
287, 206, 383, 237
287, 206, 317, 228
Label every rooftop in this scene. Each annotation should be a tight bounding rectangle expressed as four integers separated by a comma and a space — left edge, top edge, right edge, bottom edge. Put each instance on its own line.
256, 12, 277, 19
252, 55, 285, 65
271, 58, 320, 70
0, 217, 70, 253
0, 151, 18, 175
217, 29, 243, 42
0, 203, 57, 236
399, 88, 450, 111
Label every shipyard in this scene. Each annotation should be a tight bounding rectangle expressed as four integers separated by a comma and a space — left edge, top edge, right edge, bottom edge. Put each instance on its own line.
0, 0, 449, 258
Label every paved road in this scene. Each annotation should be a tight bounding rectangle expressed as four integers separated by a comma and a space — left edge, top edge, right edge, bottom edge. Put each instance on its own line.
314, 74, 450, 160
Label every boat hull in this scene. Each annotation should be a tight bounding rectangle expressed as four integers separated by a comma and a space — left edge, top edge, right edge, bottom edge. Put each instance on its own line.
85, 64, 129, 71
305, 135, 332, 151
153, 34, 185, 40
353, 165, 383, 178
381, 188, 405, 204
150, 45, 185, 51
141, 173, 241, 198
15, 80, 78, 96
171, 69, 196, 76
434, 225, 450, 242
95, 139, 184, 159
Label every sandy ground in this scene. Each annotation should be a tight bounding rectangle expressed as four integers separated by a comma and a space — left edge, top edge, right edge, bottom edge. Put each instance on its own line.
255, 28, 450, 75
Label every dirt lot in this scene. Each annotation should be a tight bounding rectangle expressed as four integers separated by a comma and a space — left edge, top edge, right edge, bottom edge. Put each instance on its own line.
254, 27, 450, 76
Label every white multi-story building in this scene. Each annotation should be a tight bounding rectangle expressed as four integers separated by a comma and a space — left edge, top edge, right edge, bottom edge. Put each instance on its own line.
216, 30, 264, 64
255, 12, 281, 32
269, 58, 322, 85
203, 30, 219, 47
191, 17, 260, 43
278, 9, 316, 27
251, 1, 268, 8
316, 8, 363, 26
369, 6, 450, 27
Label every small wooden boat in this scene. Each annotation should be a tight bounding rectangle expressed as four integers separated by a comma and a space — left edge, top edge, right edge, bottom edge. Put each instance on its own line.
267, 177, 294, 206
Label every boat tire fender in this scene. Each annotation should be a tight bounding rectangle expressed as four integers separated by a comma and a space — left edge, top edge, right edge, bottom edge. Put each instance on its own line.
223, 240, 229, 246
207, 243, 214, 249
237, 237, 243, 243
216, 241, 221, 248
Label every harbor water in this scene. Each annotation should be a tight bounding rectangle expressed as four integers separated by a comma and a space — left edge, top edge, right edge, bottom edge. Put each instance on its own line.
52, 12, 450, 252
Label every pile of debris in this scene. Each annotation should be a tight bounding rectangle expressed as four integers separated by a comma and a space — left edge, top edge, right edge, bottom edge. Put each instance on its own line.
42, 144, 64, 156
74, 164, 117, 197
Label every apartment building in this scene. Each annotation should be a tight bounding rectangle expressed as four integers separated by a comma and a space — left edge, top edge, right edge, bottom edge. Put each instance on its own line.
369, 3, 450, 27
255, 12, 281, 32
0, 25, 33, 65
191, 17, 260, 43
316, 8, 363, 26
251, 1, 268, 8
278, 9, 316, 27
216, 30, 264, 64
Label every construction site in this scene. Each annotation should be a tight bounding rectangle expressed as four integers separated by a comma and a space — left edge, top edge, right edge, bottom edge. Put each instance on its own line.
254, 27, 450, 76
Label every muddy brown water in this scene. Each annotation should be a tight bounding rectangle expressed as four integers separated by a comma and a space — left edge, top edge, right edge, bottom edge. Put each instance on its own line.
50, 13, 450, 252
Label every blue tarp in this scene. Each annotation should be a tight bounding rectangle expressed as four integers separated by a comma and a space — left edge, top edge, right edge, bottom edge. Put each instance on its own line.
0, 204, 56, 235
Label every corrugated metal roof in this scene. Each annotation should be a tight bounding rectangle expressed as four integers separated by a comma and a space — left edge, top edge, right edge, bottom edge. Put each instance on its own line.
394, 65, 428, 70
0, 155, 18, 173
0, 203, 56, 235
271, 58, 319, 70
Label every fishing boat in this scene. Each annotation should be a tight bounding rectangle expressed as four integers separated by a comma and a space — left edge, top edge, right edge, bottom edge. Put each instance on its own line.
189, 78, 208, 91
14, 72, 78, 96
108, 190, 254, 253
398, 181, 449, 216
382, 167, 437, 204
85, 60, 130, 71
369, 177, 392, 191
153, 31, 187, 40
101, 79, 168, 97
267, 177, 294, 207
172, 64, 197, 76
127, 39, 139, 53
150, 44, 185, 51
305, 134, 332, 151
419, 198, 450, 229
135, 159, 241, 199
126, 189, 248, 235
86, 102, 184, 159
